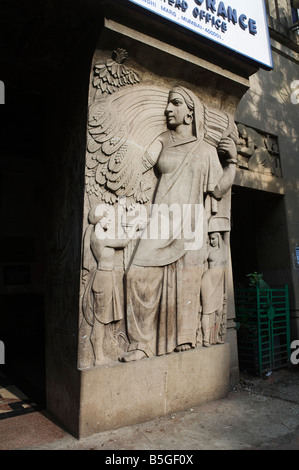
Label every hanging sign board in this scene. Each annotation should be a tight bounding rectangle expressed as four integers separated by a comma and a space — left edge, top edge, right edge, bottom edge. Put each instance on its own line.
128, 0, 273, 69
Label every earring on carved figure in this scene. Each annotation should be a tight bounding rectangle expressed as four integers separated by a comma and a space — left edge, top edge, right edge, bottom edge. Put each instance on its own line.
184, 113, 193, 125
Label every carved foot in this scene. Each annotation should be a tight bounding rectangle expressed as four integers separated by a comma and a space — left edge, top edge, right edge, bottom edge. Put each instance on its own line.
175, 343, 192, 352
118, 350, 147, 362
94, 356, 110, 367
203, 341, 211, 347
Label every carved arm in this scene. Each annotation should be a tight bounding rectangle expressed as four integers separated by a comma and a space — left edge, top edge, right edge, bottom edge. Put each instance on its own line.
210, 137, 237, 199
141, 139, 163, 173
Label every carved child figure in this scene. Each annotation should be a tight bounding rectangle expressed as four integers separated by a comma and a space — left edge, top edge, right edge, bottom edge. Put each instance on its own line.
84, 205, 142, 366
201, 232, 227, 347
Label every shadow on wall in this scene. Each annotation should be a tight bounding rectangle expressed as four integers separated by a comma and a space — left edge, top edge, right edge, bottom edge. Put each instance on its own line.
266, 0, 294, 27
235, 44, 299, 314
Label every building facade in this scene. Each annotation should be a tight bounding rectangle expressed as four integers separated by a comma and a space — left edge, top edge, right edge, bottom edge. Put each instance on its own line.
234, 0, 299, 338
0, 0, 298, 437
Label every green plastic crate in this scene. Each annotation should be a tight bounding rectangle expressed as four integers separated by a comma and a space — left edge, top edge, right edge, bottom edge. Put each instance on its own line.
235, 285, 291, 377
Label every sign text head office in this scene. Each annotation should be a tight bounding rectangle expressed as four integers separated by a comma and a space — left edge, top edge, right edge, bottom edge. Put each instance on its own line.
128, 0, 273, 70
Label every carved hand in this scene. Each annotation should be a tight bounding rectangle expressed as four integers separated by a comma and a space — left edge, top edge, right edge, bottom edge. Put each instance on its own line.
217, 137, 238, 163
124, 218, 147, 240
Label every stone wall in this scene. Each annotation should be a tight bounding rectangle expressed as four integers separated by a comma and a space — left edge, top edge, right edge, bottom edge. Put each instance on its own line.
236, 39, 299, 339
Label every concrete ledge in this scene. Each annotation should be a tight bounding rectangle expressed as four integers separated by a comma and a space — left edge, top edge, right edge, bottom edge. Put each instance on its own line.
234, 168, 286, 194
79, 343, 230, 438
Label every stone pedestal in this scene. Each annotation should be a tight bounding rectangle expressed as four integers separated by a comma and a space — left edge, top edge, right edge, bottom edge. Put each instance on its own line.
79, 344, 230, 438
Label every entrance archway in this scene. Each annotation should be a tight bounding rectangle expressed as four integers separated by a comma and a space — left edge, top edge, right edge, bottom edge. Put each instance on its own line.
231, 184, 290, 292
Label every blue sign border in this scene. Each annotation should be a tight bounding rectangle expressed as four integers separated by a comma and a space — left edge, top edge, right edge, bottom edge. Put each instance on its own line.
128, 0, 273, 70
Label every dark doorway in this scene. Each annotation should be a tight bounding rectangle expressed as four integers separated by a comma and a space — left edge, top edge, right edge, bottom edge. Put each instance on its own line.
0, 87, 46, 405
231, 185, 289, 290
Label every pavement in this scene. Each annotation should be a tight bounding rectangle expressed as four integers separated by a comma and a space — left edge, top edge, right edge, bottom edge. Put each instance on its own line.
1, 365, 299, 452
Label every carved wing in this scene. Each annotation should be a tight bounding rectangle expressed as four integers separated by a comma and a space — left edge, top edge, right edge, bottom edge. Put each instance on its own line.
86, 85, 169, 204
86, 83, 239, 204
203, 107, 239, 147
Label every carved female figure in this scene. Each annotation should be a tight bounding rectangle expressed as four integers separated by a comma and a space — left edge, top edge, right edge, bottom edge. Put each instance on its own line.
201, 231, 227, 347
119, 86, 237, 362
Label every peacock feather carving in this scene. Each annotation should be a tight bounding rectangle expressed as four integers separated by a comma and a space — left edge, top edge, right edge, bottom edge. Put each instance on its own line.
93, 48, 140, 95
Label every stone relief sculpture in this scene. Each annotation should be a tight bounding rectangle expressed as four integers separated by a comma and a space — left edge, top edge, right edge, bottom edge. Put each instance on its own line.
81, 204, 143, 365
78, 49, 239, 369
92, 48, 140, 97
201, 232, 227, 347
237, 123, 281, 176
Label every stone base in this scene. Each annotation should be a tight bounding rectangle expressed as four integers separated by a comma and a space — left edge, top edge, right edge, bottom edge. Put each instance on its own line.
79, 343, 230, 438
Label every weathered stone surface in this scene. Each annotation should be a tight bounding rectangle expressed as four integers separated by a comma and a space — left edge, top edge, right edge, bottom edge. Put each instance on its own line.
49, 13, 253, 436
79, 344, 230, 437
79, 46, 239, 369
